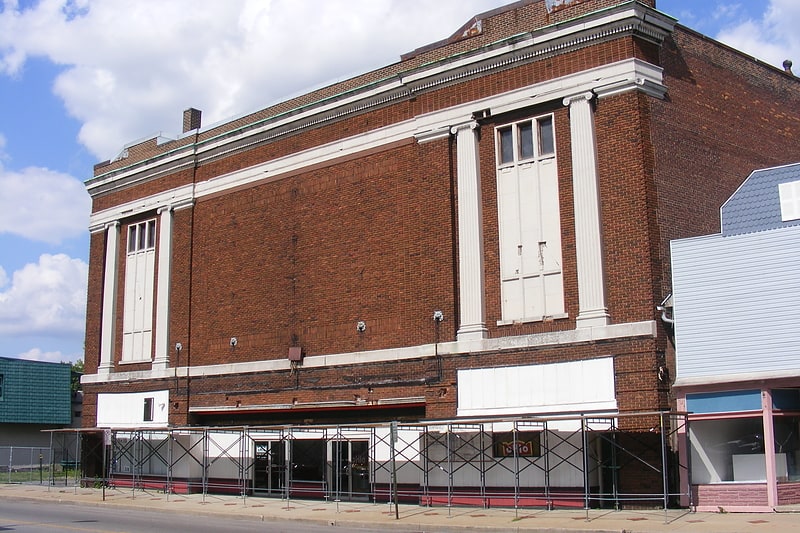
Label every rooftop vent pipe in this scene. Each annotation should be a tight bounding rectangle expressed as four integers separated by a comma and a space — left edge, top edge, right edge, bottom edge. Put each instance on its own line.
783, 59, 794, 76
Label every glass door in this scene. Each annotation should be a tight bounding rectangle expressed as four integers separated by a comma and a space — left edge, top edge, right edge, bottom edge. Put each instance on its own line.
330, 440, 370, 501
253, 441, 285, 496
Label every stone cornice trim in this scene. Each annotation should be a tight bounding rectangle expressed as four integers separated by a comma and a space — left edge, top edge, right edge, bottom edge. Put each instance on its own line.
88, 185, 194, 231
81, 320, 656, 385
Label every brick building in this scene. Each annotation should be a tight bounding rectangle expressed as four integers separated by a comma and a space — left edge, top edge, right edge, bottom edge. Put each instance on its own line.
80, 0, 800, 505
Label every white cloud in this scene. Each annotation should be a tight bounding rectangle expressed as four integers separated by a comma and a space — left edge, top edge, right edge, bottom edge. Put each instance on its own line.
0, 253, 88, 337
0, 163, 91, 243
711, 2, 746, 23
16, 347, 77, 364
714, 0, 800, 69
0, 0, 508, 161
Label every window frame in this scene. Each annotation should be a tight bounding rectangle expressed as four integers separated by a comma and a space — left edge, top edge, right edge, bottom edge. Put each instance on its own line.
496, 115, 556, 168
127, 220, 157, 254
143, 397, 154, 422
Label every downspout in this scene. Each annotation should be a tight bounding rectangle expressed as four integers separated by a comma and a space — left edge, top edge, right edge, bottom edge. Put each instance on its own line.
184, 114, 201, 425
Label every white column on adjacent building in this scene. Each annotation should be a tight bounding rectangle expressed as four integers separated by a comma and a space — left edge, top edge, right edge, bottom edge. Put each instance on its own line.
564, 92, 611, 328
152, 206, 174, 371
99, 221, 120, 375
762, 389, 778, 508
452, 121, 488, 341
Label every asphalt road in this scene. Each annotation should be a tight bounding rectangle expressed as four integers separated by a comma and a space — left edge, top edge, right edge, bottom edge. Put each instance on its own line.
0, 498, 397, 533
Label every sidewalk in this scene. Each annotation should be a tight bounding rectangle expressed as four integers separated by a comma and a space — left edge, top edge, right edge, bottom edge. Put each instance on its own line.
2, 483, 799, 533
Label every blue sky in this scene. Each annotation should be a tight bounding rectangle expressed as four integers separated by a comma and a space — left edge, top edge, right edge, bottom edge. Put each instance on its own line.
0, 0, 798, 364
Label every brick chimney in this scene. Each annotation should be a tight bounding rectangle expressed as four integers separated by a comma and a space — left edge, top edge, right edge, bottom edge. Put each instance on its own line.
183, 108, 202, 133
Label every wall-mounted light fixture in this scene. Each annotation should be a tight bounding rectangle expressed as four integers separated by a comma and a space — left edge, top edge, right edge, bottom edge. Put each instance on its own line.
230, 337, 238, 347
356, 321, 366, 333
433, 310, 444, 322
175, 342, 183, 352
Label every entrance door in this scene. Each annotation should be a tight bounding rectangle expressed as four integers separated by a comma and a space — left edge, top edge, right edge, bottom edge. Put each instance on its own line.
253, 441, 286, 496
330, 440, 370, 501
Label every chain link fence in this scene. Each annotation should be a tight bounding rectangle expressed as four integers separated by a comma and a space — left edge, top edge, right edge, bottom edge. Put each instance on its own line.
1, 444, 81, 485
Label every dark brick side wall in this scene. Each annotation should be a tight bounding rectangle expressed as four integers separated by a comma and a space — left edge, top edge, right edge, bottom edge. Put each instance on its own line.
652, 27, 800, 297
84, 231, 106, 376
596, 91, 659, 324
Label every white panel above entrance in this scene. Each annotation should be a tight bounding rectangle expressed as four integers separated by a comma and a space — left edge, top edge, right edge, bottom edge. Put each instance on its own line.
457, 357, 617, 417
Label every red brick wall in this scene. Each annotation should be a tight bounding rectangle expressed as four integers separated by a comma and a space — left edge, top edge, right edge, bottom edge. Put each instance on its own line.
184, 140, 457, 367
83, 230, 106, 376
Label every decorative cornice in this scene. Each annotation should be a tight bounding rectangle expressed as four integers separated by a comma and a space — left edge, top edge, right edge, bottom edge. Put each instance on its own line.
414, 127, 451, 144
87, 4, 675, 196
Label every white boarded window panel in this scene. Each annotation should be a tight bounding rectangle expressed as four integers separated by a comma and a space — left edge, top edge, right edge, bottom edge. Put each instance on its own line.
496, 119, 563, 322
97, 390, 169, 428
779, 180, 800, 221
457, 357, 617, 417
122, 222, 156, 362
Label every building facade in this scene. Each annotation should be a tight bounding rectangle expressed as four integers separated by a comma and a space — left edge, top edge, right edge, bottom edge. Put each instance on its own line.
80, 0, 800, 505
672, 163, 800, 511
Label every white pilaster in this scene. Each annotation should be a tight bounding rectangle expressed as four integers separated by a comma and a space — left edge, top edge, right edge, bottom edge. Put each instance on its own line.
152, 206, 174, 371
452, 121, 488, 340
564, 92, 610, 327
99, 221, 120, 375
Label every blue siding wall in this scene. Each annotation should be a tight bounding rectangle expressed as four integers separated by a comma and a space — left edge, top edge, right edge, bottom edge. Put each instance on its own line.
671, 225, 800, 380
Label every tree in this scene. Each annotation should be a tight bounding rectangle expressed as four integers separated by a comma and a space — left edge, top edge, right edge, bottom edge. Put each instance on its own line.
71, 359, 84, 393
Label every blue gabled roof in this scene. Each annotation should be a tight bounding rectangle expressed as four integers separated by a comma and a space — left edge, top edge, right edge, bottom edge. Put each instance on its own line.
721, 162, 800, 236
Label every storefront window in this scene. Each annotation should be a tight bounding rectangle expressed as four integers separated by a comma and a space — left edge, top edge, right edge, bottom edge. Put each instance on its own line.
689, 417, 765, 483
774, 415, 800, 482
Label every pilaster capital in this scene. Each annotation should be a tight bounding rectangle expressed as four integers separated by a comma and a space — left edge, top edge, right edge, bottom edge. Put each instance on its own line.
562, 92, 595, 107
450, 120, 479, 135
